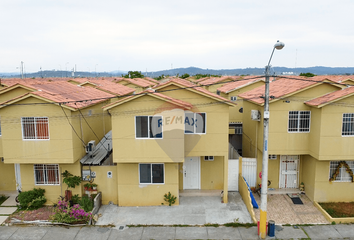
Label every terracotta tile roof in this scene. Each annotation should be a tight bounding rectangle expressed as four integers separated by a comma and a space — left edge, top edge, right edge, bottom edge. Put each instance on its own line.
198, 76, 238, 86
114, 78, 153, 87
85, 79, 135, 96
217, 76, 264, 93
305, 86, 354, 107
0, 81, 115, 110
154, 78, 235, 106
239, 77, 319, 104
309, 75, 354, 83
144, 77, 160, 84
103, 89, 193, 110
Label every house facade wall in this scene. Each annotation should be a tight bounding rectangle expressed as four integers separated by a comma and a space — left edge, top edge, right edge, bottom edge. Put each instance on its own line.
0, 161, 16, 191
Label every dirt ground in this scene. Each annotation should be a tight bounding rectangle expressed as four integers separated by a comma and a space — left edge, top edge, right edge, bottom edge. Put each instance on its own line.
5, 206, 55, 223
319, 202, 354, 218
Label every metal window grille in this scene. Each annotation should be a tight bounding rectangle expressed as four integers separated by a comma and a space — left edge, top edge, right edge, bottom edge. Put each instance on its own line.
269, 155, 277, 159
34, 164, 59, 185
342, 113, 354, 136
235, 125, 243, 134
329, 161, 354, 182
288, 111, 310, 132
22, 117, 49, 139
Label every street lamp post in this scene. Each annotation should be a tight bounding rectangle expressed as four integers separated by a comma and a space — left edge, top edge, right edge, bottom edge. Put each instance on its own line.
259, 40, 284, 239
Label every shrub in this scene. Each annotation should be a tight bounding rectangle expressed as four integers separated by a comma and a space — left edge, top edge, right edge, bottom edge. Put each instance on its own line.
163, 192, 177, 206
17, 188, 46, 210
51, 200, 92, 224
79, 195, 94, 212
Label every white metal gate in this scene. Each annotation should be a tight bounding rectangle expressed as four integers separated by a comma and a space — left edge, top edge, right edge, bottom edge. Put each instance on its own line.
14, 164, 22, 191
228, 159, 239, 191
242, 158, 257, 187
279, 155, 299, 188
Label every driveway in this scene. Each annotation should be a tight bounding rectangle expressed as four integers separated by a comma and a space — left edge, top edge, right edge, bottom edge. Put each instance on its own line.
95, 192, 253, 226
253, 193, 329, 224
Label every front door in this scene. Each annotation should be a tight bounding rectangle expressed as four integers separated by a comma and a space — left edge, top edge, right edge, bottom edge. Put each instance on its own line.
279, 155, 299, 188
183, 157, 200, 189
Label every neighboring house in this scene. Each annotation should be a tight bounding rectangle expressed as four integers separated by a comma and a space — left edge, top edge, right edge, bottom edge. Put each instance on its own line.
239, 76, 346, 202
114, 78, 154, 93
198, 76, 238, 93
103, 78, 236, 206
0, 81, 114, 203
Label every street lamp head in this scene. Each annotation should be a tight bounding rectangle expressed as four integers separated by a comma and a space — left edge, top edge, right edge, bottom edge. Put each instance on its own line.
274, 40, 285, 50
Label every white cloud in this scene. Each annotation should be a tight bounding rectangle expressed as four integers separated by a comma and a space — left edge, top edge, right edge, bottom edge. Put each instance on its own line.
0, 0, 353, 72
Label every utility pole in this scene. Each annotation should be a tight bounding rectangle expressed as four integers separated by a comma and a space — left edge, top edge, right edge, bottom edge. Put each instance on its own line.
259, 40, 284, 239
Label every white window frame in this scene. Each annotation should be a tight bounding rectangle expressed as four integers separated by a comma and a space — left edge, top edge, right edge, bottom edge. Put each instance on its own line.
329, 161, 354, 182
34, 164, 60, 185
269, 154, 277, 160
135, 116, 163, 139
139, 163, 165, 184
184, 112, 207, 134
288, 111, 311, 133
21, 117, 50, 140
342, 113, 354, 136
204, 156, 214, 161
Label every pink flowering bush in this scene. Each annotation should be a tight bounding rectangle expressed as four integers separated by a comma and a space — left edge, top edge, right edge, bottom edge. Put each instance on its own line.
51, 200, 92, 224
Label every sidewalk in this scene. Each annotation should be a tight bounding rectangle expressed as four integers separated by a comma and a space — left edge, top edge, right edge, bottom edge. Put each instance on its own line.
1, 224, 354, 239
0, 191, 18, 225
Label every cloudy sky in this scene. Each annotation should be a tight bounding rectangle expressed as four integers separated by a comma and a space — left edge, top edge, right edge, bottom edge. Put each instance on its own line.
1, 0, 353, 73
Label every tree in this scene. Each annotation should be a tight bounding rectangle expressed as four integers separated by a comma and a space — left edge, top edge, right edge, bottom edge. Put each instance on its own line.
299, 72, 316, 77
180, 73, 190, 79
122, 71, 144, 79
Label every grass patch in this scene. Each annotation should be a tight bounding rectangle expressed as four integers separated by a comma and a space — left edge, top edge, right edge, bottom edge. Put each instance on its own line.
224, 222, 256, 228
0, 195, 9, 206
204, 223, 219, 227
319, 202, 354, 218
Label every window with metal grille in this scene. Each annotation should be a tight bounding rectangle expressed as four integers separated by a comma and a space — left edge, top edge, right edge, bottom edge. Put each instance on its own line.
235, 125, 242, 134
288, 111, 310, 132
135, 116, 162, 139
21, 117, 49, 140
342, 113, 354, 136
139, 163, 164, 184
269, 155, 277, 159
329, 161, 354, 182
34, 164, 60, 185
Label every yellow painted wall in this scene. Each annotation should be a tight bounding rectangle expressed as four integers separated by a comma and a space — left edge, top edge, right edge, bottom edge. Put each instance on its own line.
82, 166, 118, 205
117, 163, 179, 206
19, 161, 82, 205
267, 155, 280, 189
316, 99, 354, 160
1, 96, 111, 164
302, 155, 317, 201
201, 156, 224, 189
313, 160, 354, 202
206, 79, 232, 93
0, 161, 16, 190
109, 95, 185, 163
226, 81, 264, 123
0, 87, 33, 104
124, 83, 143, 93
1, 98, 76, 164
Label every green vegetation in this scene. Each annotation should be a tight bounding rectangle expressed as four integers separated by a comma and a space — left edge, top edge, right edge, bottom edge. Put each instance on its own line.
163, 192, 177, 206
17, 188, 46, 210
299, 72, 316, 77
122, 71, 144, 78
319, 202, 354, 218
0, 195, 9, 205
79, 195, 94, 212
62, 170, 82, 190
180, 73, 190, 79
194, 74, 221, 79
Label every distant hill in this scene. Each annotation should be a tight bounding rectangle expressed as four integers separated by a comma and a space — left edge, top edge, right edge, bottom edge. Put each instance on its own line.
1, 66, 354, 79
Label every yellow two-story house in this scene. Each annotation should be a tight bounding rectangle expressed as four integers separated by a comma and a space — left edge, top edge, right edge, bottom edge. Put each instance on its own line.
103, 78, 235, 206
239, 76, 352, 202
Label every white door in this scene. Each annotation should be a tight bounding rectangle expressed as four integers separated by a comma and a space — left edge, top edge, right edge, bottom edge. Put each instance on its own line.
14, 164, 22, 191
242, 158, 257, 187
183, 157, 200, 189
228, 159, 239, 191
279, 155, 299, 188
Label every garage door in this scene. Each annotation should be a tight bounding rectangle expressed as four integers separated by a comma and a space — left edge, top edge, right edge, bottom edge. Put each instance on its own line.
228, 159, 239, 191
